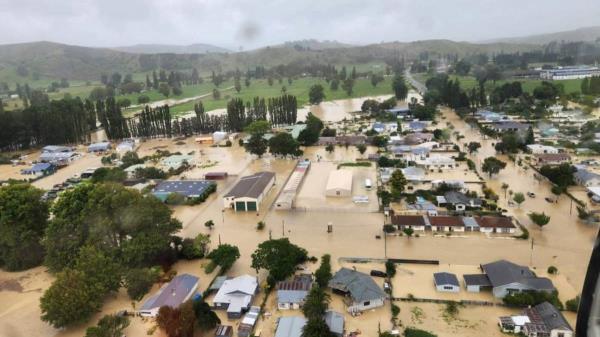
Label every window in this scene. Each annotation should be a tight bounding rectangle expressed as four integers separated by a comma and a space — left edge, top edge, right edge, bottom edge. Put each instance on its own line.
363, 301, 370, 306
443, 286, 453, 290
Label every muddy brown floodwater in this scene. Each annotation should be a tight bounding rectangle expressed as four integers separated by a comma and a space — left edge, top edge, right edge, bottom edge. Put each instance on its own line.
0, 95, 592, 337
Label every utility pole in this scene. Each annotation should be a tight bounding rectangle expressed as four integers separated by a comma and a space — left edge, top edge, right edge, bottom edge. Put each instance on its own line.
384, 223, 388, 259
529, 238, 534, 266
570, 198, 573, 215
282, 219, 285, 237
218, 234, 221, 246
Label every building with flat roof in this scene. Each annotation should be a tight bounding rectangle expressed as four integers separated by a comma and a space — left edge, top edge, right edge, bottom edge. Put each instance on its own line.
325, 169, 353, 197
223, 171, 275, 212
540, 65, 600, 80
39, 151, 78, 166
139, 274, 199, 317
152, 180, 216, 202
42, 145, 72, 153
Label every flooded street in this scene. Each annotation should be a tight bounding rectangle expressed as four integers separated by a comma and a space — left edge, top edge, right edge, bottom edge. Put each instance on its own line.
0, 96, 592, 337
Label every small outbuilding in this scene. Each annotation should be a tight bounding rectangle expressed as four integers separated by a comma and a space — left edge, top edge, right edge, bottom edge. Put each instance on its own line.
214, 325, 233, 337
463, 274, 492, 292
21, 162, 56, 177
325, 169, 353, 197
88, 142, 111, 153
274, 316, 307, 337
433, 272, 460, 292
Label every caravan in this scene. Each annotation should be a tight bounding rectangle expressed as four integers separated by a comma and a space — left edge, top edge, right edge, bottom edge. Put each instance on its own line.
365, 178, 372, 190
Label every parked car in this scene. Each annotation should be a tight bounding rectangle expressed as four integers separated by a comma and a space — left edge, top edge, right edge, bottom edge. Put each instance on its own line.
527, 192, 536, 198
370, 270, 387, 278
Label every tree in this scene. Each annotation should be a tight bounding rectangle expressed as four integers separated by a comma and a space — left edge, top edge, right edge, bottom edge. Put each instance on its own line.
303, 285, 330, 320
90, 167, 126, 183
251, 238, 308, 285
566, 296, 580, 312
234, 79, 241, 93
356, 144, 367, 155
193, 300, 221, 331
325, 144, 334, 153
245, 120, 271, 135
207, 244, 240, 272
370, 74, 384, 87
40, 269, 103, 328
547, 266, 558, 274
314, 254, 332, 288
501, 183, 509, 199
298, 112, 324, 146
156, 300, 196, 337
482, 157, 507, 178
158, 83, 170, 97
74, 245, 122, 294
512, 192, 525, 208
385, 260, 396, 277
341, 78, 354, 96
403, 227, 414, 237
467, 142, 481, 154
269, 133, 302, 157
308, 84, 325, 105
0, 183, 48, 271
302, 316, 334, 337
389, 170, 407, 199
204, 220, 215, 230
529, 212, 550, 229
245, 134, 268, 157
256, 221, 265, 230
120, 151, 143, 169
212, 88, 221, 100
392, 74, 408, 100
372, 135, 388, 148
403, 327, 437, 337
124, 268, 159, 300
85, 314, 130, 337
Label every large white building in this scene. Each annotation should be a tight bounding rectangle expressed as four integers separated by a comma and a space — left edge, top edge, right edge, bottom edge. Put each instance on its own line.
540, 65, 600, 80
325, 169, 353, 197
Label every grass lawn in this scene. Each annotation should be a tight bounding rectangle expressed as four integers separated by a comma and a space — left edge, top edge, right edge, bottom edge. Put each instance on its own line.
167, 76, 395, 116
415, 73, 584, 95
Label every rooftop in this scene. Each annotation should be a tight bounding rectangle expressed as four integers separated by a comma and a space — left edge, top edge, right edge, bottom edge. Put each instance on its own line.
152, 180, 215, 198
433, 272, 459, 287
225, 172, 275, 199
329, 268, 386, 303
482, 260, 555, 291
275, 316, 306, 337
140, 274, 198, 312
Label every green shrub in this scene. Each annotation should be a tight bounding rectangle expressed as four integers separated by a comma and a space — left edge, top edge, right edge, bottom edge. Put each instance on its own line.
547, 266, 558, 275
566, 296, 580, 312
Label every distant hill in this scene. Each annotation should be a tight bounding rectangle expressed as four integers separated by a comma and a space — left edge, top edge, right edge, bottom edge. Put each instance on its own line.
113, 43, 230, 54
279, 39, 356, 50
484, 26, 600, 45
0, 39, 541, 82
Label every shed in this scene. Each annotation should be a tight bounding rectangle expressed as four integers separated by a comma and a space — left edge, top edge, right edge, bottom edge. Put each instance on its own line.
215, 325, 233, 337
324, 310, 345, 337
88, 142, 111, 153
213, 131, 228, 143
274, 316, 307, 337
325, 169, 353, 197
463, 274, 492, 292
433, 272, 460, 292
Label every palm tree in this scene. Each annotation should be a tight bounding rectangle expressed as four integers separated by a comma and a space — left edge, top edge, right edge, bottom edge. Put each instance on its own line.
501, 183, 509, 199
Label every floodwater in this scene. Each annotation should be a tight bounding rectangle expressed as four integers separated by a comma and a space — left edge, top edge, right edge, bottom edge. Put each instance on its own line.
0, 102, 594, 337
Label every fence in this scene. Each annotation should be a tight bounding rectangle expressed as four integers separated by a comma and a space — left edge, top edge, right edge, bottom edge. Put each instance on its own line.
392, 296, 501, 307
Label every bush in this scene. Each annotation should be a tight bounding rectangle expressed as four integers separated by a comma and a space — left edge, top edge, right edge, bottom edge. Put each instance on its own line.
503, 290, 563, 309
385, 260, 396, 278
404, 327, 437, 337
180, 238, 204, 259
566, 296, 580, 312
547, 266, 558, 275
391, 304, 400, 318
383, 224, 396, 233
256, 221, 265, 230
138, 95, 150, 104
165, 192, 185, 205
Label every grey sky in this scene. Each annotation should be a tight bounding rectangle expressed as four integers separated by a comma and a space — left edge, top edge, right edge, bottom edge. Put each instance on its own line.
0, 0, 598, 49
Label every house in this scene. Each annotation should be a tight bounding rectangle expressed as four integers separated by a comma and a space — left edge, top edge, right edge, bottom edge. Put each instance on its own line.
282, 124, 307, 140
405, 121, 428, 132
380, 167, 400, 184
415, 155, 456, 170
39, 151, 78, 165
152, 180, 216, 202
42, 145, 72, 153
88, 142, 111, 153
124, 163, 146, 178
325, 169, 353, 197
406, 199, 438, 216
390, 215, 427, 231
475, 216, 516, 234
575, 168, 600, 187
401, 167, 426, 182
238, 306, 260, 337
212, 275, 258, 318
461, 216, 480, 232
21, 162, 55, 177
439, 191, 482, 211
428, 216, 465, 232
373, 122, 386, 133
215, 325, 234, 337
116, 139, 136, 153
526, 144, 559, 154
328, 268, 386, 313
224, 171, 275, 212
274, 316, 307, 337
386, 107, 411, 118
213, 131, 229, 143
533, 153, 571, 166
477, 110, 505, 122
324, 310, 345, 337
139, 274, 199, 317
490, 121, 529, 133
499, 302, 573, 337
463, 274, 492, 292
276, 275, 312, 310
402, 133, 434, 145
161, 154, 194, 170
433, 272, 460, 293
467, 260, 555, 298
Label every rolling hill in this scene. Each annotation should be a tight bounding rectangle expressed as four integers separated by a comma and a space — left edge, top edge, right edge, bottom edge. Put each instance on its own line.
113, 43, 231, 54
484, 26, 600, 45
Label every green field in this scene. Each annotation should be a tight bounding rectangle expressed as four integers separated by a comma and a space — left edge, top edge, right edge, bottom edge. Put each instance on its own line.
414, 73, 584, 95
167, 76, 395, 116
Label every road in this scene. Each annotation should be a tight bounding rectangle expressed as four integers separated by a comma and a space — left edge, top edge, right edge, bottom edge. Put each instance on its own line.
405, 69, 427, 94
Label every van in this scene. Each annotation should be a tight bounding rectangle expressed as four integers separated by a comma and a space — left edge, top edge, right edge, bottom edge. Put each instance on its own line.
365, 178, 372, 189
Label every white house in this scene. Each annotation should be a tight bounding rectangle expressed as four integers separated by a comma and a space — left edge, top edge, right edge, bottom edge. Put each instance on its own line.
212, 275, 258, 319
526, 144, 559, 154
433, 272, 460, 293
415, 155, 456, 170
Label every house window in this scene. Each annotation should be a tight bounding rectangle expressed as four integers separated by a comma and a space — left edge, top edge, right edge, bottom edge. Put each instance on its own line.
363, 301, 370, 306
443, 286, 453, 290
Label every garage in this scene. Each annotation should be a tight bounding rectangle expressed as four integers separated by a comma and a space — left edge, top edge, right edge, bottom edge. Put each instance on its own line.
246, 201, 257, 211
235, 201, 246, 211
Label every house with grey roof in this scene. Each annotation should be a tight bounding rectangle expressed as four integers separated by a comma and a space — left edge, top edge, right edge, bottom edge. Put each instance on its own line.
433, 272, 460, 292
324, 310, 345, 337
574, 168, 600, 187
499, 302, 573, 337
223, 171, 275, 212
277, 274, 312, 310
274, 316, 307, 337
329, 268, 386, 313
139, 274, 199, 317
468, 260, 555, 298
439, 191, 482, 211
238, 306, 260, 337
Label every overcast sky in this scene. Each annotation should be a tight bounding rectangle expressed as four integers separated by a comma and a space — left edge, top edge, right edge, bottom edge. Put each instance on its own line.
1, 0, 599, 50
